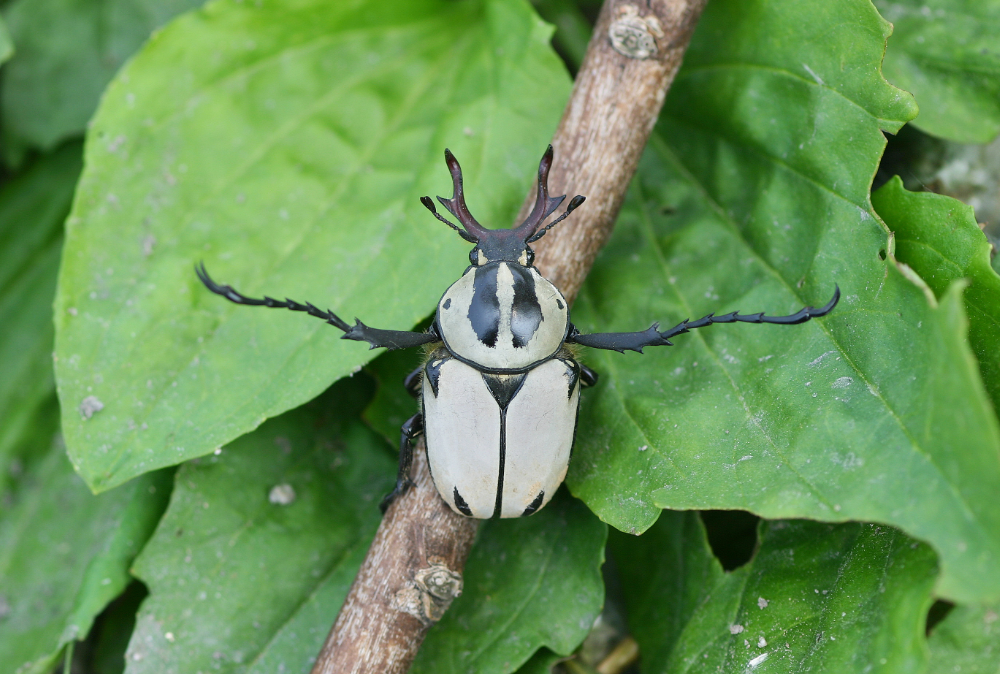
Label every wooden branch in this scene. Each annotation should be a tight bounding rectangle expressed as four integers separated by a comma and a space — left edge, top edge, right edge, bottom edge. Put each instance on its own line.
311, 446, 476, 674
310, 1, 707, 672
529, 0, 708, 302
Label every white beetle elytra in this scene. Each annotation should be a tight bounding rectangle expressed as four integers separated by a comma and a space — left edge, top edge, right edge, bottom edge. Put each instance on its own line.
197, 146, 839, 519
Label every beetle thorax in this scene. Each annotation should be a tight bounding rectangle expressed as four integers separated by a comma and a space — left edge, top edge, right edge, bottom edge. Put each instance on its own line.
436, 261, 569, 371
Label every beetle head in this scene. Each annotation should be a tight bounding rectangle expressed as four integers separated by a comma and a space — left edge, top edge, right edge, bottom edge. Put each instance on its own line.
420, 146, 585, 267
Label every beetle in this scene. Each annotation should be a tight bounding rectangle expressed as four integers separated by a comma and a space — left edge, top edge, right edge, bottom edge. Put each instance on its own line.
197, 146, 839, 519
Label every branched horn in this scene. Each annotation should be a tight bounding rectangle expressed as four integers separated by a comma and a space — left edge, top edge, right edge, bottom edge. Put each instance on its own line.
514, 145, 566, 240
436, 149, 490, 241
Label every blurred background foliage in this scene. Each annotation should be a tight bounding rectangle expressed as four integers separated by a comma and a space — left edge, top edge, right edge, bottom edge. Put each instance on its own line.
1, 0, 999, 673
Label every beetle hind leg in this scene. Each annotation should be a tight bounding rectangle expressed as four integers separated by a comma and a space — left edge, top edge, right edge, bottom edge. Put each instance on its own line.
379, 413, 424, 514
580, 363, 599, 388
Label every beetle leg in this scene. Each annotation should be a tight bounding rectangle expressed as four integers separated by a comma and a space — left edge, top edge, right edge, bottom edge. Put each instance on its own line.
565, 323, 671, 353
341, 320, 439, 351
379, 413, 424, 514
580, 363, 599, 388
403, 366, 423, 399
567, 286, 839, 353
196, 262, 439, 351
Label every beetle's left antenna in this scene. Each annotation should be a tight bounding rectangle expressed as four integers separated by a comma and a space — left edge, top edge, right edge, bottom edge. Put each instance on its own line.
420, 196, 477, 243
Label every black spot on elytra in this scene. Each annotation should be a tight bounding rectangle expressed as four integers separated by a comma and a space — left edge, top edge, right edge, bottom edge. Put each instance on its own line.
453, 487, 473, 517
443, 298, 451, 309
522, 491, 545, 516
560, 359, 581, 399
424, 357, 448, 397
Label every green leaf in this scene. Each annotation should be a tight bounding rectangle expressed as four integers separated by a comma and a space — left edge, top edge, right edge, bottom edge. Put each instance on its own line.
615, 516, 937, 673
873, 176, 1000, 412
412, 492, 607, 674
0, 444, 171, 674
0, 142, 81, 500
0, 0, 204, 162
874, 0, 1000, 144
124, 377, 394, 673
567, 0, 1000, 604
927, 601, 1000, 672
609, 511, 724, 673
0, 16, 12, 67
513, 648, 562, 674
55, 0, 571, 493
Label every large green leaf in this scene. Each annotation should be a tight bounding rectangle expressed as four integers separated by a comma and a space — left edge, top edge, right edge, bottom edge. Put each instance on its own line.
0, 142, 81, 498
927, 601, 1000, 673
55, 0, 571, 493
609, 511, 724, 673
513, 649, 562, 674
124, 377, 393, 674
0, 0, 203, 163
566, 0, 1000, 604
873, 176, 1000, 412
0, 16, 12, 67
412, 492, 607, 674
614, 514, 937, 673
0, 443, 171, 674
874, 0, 1000, 144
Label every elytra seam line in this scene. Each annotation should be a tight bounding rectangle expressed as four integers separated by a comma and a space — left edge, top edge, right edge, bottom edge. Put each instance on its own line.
493, 410, 507, 519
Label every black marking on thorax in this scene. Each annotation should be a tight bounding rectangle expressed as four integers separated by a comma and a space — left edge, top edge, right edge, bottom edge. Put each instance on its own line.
509, 265, 543, 348
468, 265, 500, 347
468, 263, 544, 350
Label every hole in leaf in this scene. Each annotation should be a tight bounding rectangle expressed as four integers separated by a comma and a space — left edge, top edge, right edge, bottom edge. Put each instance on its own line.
878, 249, 886, 261
699, 510, 760, 571
57, 579, 149, 674
926, 599, 955, 635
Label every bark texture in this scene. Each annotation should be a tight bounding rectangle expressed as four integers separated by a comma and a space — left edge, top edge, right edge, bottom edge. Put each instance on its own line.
311, 1, 707, 672
311, 447, 476, 674
530, 0, 708, 303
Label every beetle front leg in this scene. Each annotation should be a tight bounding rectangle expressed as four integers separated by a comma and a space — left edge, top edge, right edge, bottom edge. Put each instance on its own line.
196, 262, 439, 351
379, 413, 424, 514
566, 286, 840, 353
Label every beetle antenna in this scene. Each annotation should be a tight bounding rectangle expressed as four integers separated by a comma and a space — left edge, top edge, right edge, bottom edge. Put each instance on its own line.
526, 195, 586, 243
514, 145, 567, 240
420, 196, 477, 243
195, 261, 352, 332
660, 285, 841, 340
436, 149, 491, 241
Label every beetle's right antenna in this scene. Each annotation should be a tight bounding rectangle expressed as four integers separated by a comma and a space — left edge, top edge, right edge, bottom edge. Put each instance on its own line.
526, 195, 586, 243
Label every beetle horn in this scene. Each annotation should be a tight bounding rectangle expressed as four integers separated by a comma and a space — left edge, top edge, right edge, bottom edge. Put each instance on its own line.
513, 145, 566, 240
436, 149, 490, 241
